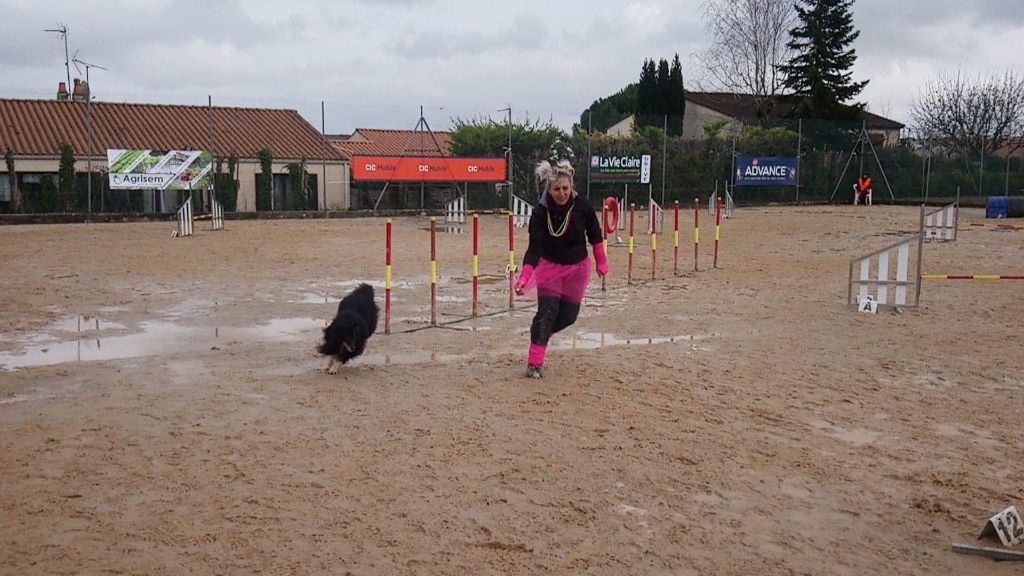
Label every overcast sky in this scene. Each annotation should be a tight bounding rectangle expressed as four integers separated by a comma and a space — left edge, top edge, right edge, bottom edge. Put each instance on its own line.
1, 0, 1021, 134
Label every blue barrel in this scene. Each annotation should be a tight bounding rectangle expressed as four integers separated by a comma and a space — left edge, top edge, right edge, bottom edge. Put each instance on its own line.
986, 196, 1009, 218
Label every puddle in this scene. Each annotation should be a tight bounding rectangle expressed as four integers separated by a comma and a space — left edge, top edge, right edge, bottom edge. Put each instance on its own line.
558, 332, 714, 350
291, 292, 332, 304
359, 350, 470, 366
0, 318, 324, 370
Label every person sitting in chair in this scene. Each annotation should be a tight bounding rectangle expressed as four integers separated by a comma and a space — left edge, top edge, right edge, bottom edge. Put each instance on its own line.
854, 173, 873, 206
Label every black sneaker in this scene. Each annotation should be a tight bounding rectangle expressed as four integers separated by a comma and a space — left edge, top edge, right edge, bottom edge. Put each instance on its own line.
525, 364, 543, 379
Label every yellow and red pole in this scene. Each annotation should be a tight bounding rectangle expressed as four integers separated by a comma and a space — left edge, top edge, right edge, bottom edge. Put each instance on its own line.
385, 218, 392, 335
507, 213, 515, 309
714, 196, 722, 268
673, 200, 680, 276
430, 217, 437, 326
472, 213, 479, 317
693, 197, 700, 272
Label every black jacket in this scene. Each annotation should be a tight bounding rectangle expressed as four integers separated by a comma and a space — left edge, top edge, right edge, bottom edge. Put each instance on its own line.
523, 195, 603, 267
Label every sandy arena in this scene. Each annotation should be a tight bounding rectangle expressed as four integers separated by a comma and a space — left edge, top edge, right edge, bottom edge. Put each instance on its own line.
1, 205, 1022, 575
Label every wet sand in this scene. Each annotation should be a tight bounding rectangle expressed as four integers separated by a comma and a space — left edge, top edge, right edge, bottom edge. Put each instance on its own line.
1, 206, 1022, 575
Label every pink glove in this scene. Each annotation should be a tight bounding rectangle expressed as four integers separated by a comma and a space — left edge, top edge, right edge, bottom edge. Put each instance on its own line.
593, 242, 609, 276
515, 264, 535, 295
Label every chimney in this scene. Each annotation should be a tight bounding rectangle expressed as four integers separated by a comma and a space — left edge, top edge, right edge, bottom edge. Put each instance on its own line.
71, 78, 86, 102
56, 81, 69, 101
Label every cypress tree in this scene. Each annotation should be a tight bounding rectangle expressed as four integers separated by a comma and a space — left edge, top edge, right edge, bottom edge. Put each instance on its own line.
637, 59, 658, 116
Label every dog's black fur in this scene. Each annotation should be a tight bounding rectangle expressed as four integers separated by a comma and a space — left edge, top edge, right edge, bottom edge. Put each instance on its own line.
318, 283, 379, 373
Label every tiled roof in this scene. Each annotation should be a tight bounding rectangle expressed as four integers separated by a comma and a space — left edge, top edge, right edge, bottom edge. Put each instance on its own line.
330, 128, 453, 159
686, 92, 905, 129
0, 99, 344, 160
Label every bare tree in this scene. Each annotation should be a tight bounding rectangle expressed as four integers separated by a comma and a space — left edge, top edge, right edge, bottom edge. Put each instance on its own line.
4, 147, 20, 212
696, 0, 797, 118
911, 69, 1024, 157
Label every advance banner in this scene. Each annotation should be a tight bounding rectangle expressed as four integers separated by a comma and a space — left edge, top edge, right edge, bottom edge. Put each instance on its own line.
735, 156, 798, 186
107, 149, 212, 190
351, 156, 506, 182
590, 154, 651, 183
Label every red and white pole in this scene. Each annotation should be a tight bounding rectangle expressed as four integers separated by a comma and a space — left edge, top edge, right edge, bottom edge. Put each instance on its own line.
472, 213, 479, 317
385, 218, 392, 335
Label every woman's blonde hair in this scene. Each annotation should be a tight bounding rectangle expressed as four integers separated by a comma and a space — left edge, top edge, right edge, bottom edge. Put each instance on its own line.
535, 159, 575, 187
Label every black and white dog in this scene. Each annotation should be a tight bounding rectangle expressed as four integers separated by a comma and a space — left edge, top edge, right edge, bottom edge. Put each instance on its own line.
318, 283, 379, 374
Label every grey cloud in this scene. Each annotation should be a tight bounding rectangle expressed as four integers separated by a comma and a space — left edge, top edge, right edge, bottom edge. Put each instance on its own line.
393, 13, 548, 59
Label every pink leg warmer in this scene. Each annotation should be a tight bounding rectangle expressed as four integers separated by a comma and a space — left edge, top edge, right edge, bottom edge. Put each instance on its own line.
528, 343, 547, 366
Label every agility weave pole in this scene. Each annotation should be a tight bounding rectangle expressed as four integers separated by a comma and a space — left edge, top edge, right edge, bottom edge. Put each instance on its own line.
693, 198, 700, 271
713, 197, 723, 268
673, 201, 680, 276
385, 219, 392, 334
472, 214, 480, 317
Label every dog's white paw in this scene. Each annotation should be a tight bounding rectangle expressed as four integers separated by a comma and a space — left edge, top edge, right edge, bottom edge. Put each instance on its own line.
327, 364, 340, 374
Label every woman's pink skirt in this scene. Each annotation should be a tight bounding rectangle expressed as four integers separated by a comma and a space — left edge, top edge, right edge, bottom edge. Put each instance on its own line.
519, 257, 592, 305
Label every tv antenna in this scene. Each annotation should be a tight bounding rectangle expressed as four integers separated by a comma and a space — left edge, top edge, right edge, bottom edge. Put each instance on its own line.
44, 24, 71, 94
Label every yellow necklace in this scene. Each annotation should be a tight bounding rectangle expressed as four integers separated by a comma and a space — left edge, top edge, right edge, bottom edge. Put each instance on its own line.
546, 202, 574, 238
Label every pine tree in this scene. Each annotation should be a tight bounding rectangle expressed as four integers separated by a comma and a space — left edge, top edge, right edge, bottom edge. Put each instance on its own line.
781, 0, 867, 119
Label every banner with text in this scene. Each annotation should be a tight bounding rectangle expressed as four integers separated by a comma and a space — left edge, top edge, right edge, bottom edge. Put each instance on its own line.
107, 149, 212, 190
351, 156, 506, 182
735, 156, 799, 186
589, 154, 651, 184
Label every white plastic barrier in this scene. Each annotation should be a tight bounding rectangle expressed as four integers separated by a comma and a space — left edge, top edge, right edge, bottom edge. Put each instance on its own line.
175, 197, 193, 237
445, 195, 466, 224
708, 190, 734, 218
924, 202, 957, 242
848, 234, 922, 310
511, 194, 533, 228
211, 197, 224, 231
648, 200, 664, 234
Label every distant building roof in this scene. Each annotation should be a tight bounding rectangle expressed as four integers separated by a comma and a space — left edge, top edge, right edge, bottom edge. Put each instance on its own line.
686, 92, 905, 129
0, 98, 344, 160
329, 128, 453, 160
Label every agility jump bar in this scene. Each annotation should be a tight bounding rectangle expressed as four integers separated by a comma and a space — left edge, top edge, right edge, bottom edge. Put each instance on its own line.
959, 221, 1024, 231
921, 274, 1024, 280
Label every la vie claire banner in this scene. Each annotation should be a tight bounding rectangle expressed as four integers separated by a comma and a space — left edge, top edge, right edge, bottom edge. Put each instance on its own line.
351, 156, 507, 182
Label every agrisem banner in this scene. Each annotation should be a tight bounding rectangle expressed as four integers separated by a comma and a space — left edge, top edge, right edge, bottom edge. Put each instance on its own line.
107, 149, 213, 190
351, 156, 507, 182
735, 156, 799, 186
